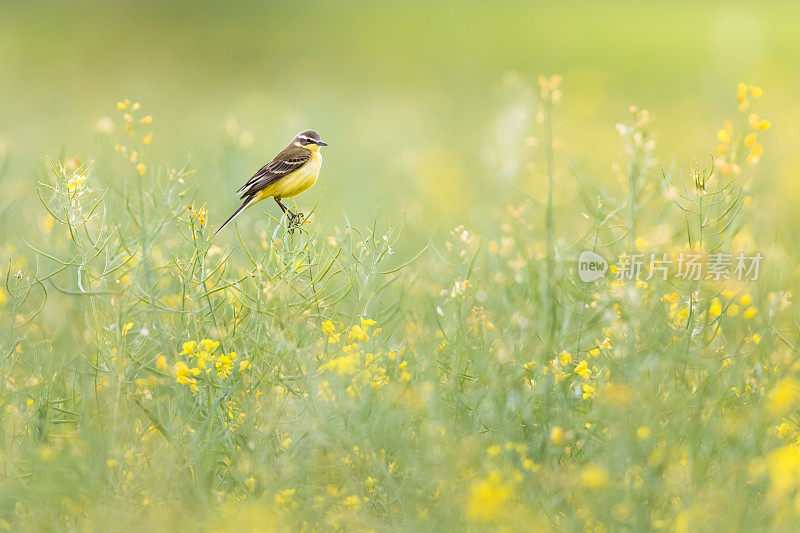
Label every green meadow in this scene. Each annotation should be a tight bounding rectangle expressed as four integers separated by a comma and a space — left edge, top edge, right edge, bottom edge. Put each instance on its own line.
2, 1, 800, 530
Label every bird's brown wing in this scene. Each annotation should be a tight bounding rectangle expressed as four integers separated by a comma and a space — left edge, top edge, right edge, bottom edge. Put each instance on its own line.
237, 144, 311, 199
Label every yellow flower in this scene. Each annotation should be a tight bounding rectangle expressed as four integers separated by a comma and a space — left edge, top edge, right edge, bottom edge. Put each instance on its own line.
274, 488, 295, 504
767, 446, 800, 498
244, 477, 255, 493
137, 163, 146, 175
582, 384, 595, 399
736, 83, 747, 102
708, 298, 722, 319
140, 115, 153, 125
752, 333, 761, 344
320, 353, 359, 375
575, 360, 591, 378
466, 472, 513, 521
322, 320, 337, 336
744, 306, 757, 320
767, 378, 800, 415
748, 113, 759, 129
637, 427, 651, 440
559, 351, 572, 366
550, 426, 565, 445
239, 360, 251, 371
744, 133, 756, 148
155, 355, 168, 371
342, 495, 362, 510
142, 133, 153, 145
360, 317, 377, 329
663, 292, 680, 304
181, 341, 197, 355
757, 119, 771, 130
751, 85, 763, 98
122, 322, 134, 335
740, 294, 752, 306
746, 143, 763, 164
347, 324, 368, 343
117, 101, 127, 110
175, 362, 198, 392
716, 129, 730, 143
727, 303, 740, 316
581, 464, 610, 489
200, 339, 219, 352
215, 352, 236, 379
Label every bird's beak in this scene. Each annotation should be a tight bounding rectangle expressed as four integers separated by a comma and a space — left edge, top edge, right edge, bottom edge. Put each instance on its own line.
315, 140, 328, 146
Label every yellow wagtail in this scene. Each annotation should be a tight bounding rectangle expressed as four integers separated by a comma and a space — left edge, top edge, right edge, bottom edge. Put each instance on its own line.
214, 129, 327, 235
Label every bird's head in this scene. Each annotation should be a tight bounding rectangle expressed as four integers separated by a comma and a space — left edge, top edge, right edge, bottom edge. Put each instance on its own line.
293, 130, 328, 150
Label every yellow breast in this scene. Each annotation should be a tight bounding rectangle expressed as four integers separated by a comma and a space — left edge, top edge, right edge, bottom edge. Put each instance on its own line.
257, 150, 322, 201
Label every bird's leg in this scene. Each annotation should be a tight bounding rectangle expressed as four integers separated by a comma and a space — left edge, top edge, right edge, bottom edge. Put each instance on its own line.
275, 198, 302, 230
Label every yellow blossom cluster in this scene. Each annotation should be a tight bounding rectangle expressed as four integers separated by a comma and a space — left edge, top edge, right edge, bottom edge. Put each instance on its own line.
318, 318, 409, 398
174, 339, 249, 392
715, 84, 770, 175
114, 98, 154, 175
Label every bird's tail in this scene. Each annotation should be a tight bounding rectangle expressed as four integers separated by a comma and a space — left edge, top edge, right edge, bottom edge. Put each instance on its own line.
213, 198, 252, 237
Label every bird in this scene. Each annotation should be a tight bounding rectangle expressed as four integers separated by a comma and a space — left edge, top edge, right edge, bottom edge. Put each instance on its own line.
214, 129, 327, 236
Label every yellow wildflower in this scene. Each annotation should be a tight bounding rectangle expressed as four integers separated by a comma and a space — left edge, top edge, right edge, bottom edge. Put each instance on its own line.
175, 362, 198, 392
321, 353, 359, 375
322, 320, 337, 336
200, 339, 219, 352
274, 488, 295, 504
767, 378, 800, 415
575, 360, 591, 378
581, 464, 610, 489
347, 324, 368, 343
708, 298, 722, 319
767, 446, 800, 498
181, 341, 197, 355
466, 472, 512, 521
140, 115, 153, 125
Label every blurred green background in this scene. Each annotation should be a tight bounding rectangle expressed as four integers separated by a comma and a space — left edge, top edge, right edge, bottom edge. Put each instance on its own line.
2, 0, 799, 235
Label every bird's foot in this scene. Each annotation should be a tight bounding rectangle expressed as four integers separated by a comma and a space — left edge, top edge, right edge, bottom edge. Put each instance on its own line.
286, 211, 305, 234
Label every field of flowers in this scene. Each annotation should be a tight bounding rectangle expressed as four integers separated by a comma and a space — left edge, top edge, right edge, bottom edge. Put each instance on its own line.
1, 75, 798, 531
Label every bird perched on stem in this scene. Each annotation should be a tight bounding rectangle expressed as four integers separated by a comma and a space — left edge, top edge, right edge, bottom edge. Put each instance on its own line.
214, 129, 327, 236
